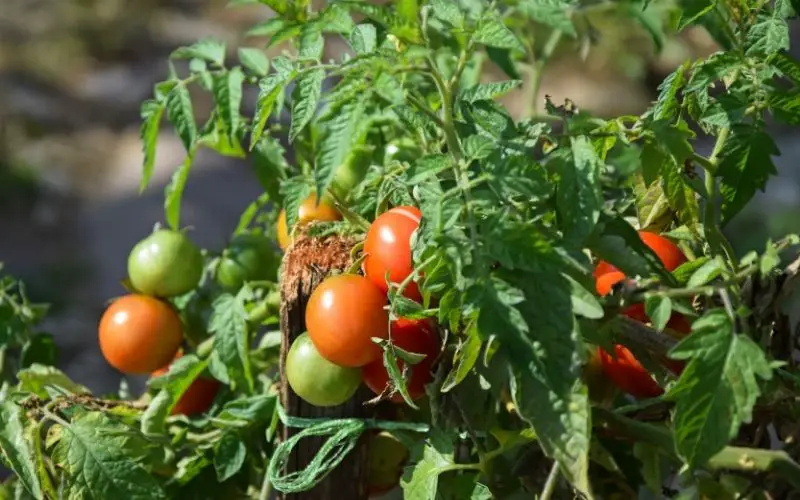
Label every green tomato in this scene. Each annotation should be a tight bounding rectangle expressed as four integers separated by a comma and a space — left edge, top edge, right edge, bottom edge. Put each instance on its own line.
330, 144, 374, 200
384, 137, 421, 165
128, 229, 204, 297
216, 233, 279, 290
286, 333, 361, 407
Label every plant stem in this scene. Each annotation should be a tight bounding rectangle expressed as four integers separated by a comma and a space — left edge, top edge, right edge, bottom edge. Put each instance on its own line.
540, 461, 561, 500
259, 468, 272, 500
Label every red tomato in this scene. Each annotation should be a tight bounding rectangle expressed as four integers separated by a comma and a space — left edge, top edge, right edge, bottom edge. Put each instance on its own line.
305, 274, 389, 367
363, 206, 423, 302
594, 231, 687, 278
152, 352, 221, 416
598, 346, 663, 399
362, 318, 440, 402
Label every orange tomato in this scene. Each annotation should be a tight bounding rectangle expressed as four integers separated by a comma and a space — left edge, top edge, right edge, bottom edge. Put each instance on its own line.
363, 206, 422, 301
305, 274, 389, 367
99, 295, 183, 374
277, 194, 342, 250
594, 231, 687, 278
598, 346, 663, 399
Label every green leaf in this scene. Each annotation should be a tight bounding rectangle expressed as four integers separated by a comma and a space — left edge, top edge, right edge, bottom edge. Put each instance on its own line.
0, 400, 52, 499
252, 136, 289, 203
250, 74, 286, 150
247, 17, 288, 37
441, 324, 482, 392
217, 395, 276, 424
768, 90, 800, 126
687, 256, 724, 288
143, 355, 210, 435
319, 4, 355, 34
165, 84, 198, 153
213, 67, 244, 144
52, 412, 167, 500
315, 99, 365, 197
669, 310, 773, 467
485, 47, 521, 80
717, 126, 779, 224
349, 24, 377, 54
289, 69, 325, 142
661, 158, 700, 227
401, 431, 456, 498
474, 17, 525, 52
393, 104, 437, 134
745, 15, 789, 56
20, 333, 57, 369
164, 153, 194, 230
676, 0, 715, 30
517, 0, 576, 36
298, 24, 324, 60
238, 47, 270, 76
557, 137, 602, 247
406, 155, 453, 183
214, 432, 247, 482
632, 173, 671, 231
139, 100, 164, 193
172, 39, 226, 67
17, 364, 90, 399
209, 293, 253, 393
431, 0, 464, 27
381, 344, 418, 408
463, 135, 495, 160
769, 51, 800, 85
281, 178, 313, 230
673, 256, 712, 285
652, 62, 687, 121
566, 274, 604, 319
459, 80, 522, 103
645, 295, 672, 331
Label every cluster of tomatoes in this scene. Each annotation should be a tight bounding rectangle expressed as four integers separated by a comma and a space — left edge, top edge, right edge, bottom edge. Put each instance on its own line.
284, 201, 441, 408
592, 231, 691, 399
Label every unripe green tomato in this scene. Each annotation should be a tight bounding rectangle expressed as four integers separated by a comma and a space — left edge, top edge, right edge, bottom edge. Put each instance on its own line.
330, 144, 374, 200
286, 333, 362, 407
216, 233, 278, 290
127, 229, 204, 298
368, 431, 408, 497
384, 137, 421, 165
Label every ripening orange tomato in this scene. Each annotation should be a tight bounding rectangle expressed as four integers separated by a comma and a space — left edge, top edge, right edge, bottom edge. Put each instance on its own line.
99, 294, 183, 374
363, 206, 422, 301
594, 231, 687, 278
598, 345, 663, 399
305, 274, 389, 367
276, 194, 342, 249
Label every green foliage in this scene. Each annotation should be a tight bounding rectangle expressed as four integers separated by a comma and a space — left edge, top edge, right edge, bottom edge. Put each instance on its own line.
5, 0, 800, 498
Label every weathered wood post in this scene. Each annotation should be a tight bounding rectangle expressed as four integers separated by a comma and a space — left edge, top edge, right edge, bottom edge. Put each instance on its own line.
277, 235, 373, 500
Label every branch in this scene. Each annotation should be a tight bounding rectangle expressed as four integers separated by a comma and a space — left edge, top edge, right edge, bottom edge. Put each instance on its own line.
609, 316, 678, 358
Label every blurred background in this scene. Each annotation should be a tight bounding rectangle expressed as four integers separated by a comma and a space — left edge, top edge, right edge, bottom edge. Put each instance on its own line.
0, 0, 799, 396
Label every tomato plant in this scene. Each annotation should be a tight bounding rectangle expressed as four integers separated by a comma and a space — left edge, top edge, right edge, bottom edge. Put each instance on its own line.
363, 206, 423, 300
362, 318, 440, 402
305, 274, 389, 367
285, 332, 362, 407
127, 229, 204, 297
5, 0, 800, 499
98, 294, 183, 374
152, 353, 221, 416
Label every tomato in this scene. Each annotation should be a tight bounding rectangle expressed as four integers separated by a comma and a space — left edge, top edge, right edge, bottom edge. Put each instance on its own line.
363, 206, 422, 301
598, 345, 663, 399
306, 274, 389, 367
596, 271, 693, 331
285, 332, 362, 407
99, 294, 183, 374
276, 193, 342, 250
128, 229, 204, 298
152, 353, 221, 416
594, 231, 687, 278
216, 233, 278, 290
362, 318, 440, 402
330, 144, 373, 200
367, 431, 409, 498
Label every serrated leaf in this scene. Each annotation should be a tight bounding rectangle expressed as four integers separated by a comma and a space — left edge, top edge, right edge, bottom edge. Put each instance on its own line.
699, 94, 748, 130
652, 62, 687, 121
139, 100, 164, 193
661, 158, 700, 226
474, 17, 525, 52
518, 0, 576, 36
209, 292, 253, 393
252, 136, 289, 203
745, 15, 789, 56
768, 90, 800, 126
0, 400, 53, 499
247, 17, 288, 37
633, 173, 672, 232
315, 99, 365, 196
52, 412, 167, 500
406, 155, 452, 183
769, 51, 800, 85
459, 80, 522, 103
485, 46, 521, 80
668, 310, 773, 467
319, 4, 355, 34
687, 256, 724, 287
172, 39, 226, 67
645, 295, 672, 331
382, 345, 418, 408
441, 324, 482, 392
349, 24, 377, 54
431, 0, 464, 26
143, 355, 210, 435
393, 104, 437, 134
463, 135, 495, 160
677, 0, 715, 30
673, 256, 711, 285
238, 48, 269, 76
17, 364, 90, 399
566, 273, 604, 319
717, 126, 779, 224
557, 137, 602, 247
213, 67, 244, 144
165, 83, 197, 153
250, 75, 286, 150
280, 178, 313, 235
164, 153, 194, 230
214, 432, 247, 482
299, 24, 324, 60
289, 69, 325, 142
401, 431, 456, 499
